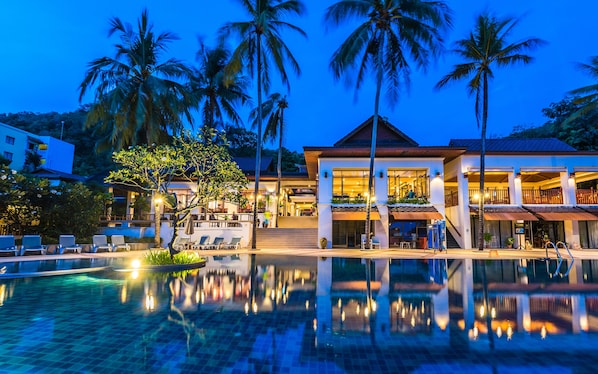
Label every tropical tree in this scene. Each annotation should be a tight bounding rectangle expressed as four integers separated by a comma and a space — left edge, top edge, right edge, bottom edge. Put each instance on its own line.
324, 0, 452, 249
189, 41, 250, 140
250, 93, 288, 226
218, 0, 306, 249
79, 9, 195, 152
435, 13, 544, 251
567, 56, 598, 122
106, 133, 247, 256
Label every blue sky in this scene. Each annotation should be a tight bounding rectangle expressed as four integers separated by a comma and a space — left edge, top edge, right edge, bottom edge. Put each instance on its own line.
0, 0, 595, 152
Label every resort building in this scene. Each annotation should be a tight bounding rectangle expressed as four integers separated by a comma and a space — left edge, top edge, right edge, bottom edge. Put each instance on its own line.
0, 121, 75, 176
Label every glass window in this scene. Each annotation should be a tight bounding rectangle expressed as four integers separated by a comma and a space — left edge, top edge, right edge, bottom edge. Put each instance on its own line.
3, 151, 13, 161
332, 169, 371, 201
388, 169, 429, 200
5, 136, 15, 145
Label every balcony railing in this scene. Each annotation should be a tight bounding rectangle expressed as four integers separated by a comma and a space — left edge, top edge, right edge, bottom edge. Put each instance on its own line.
576, 188, 598, 204
469, 188, 510, 205
521, 188, 562, 204
445, 190, 458, 207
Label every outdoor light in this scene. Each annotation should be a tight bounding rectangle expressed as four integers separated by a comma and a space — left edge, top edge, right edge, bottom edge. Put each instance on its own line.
323, 171, 328, 178
435, 171, 441, 178
515, 173, 521, 179
569, 172, 576, 179
463, 172, 468, 178
379, 171, 384, 178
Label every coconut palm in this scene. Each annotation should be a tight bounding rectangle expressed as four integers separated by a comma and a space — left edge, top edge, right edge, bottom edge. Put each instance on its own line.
250, 93, 289, 226
435, 13, 544, 251
324, 0, 452, 249
219, 0, 306, 249
189, 41, 251, 140
79, 9, 194, 151
567, 56, 598, 121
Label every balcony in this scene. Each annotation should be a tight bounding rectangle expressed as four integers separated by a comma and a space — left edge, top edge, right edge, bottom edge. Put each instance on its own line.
521, 188, 563, 204
576, 188, 598, 204
469, 188, 510, 205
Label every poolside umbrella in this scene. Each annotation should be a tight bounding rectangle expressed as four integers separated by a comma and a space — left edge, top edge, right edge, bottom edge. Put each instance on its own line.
185, 214, 194, 235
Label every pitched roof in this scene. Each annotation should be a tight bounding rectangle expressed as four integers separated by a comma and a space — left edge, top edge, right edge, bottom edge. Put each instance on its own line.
448, 138, 577, 152
334, 115, 419, 147
233, 156, 274, 173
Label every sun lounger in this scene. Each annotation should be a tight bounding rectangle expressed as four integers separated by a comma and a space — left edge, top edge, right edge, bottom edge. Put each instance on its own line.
203, 237, 224, 250
92, 235, 113, 253
0, 235, 18, 256
191, 235, 210, 250
58, 235, 82, 254
20, 235, 47, 256
111, 235, 130, 251
173, 236, 190, 251
222, 237, 242, 249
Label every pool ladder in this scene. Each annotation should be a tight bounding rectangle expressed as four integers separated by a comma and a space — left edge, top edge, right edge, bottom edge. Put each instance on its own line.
544, 241, 574, 278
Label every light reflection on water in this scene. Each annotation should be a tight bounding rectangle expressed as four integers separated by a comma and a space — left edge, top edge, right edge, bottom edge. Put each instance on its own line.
0, 255, 597, 372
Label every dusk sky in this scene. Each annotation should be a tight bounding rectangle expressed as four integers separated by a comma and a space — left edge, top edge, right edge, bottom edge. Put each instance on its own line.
0, 0, 595, 152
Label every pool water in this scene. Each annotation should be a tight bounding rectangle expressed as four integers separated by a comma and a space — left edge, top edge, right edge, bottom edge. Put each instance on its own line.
1, 255, 597, 373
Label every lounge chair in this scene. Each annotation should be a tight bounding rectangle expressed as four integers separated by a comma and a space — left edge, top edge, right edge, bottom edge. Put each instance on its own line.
191, 235, 210, 250
0, 235, 18, 256
203, 237, 224, 250
92, 235, 113, 253
360, 234, 368, 250
20, 235, 47, 256
58, 235, 82, 254
173, 236, 190, 251
222, 237, 242, 250
371, 236, 381, 249
111, 235, 130, 251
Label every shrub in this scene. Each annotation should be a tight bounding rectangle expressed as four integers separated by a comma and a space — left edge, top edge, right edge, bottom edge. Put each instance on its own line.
144, 249, 202, 265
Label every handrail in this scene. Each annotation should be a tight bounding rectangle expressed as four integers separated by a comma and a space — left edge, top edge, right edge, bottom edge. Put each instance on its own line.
445, 215, 461, 239
555, 241, 574, 277
544, 241, 562, 278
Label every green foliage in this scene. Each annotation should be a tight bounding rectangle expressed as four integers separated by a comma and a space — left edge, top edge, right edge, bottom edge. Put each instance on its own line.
144, 249, 202, 265
505, 237, 515, 246
387, 196, 429, 205
484, 232, 493, 243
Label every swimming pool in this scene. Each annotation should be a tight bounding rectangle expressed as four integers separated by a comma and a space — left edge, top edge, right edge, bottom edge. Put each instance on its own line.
1, 255, 597, 373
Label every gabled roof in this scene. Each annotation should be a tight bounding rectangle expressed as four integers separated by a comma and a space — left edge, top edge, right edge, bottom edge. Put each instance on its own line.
29, 168, 87, 183
448, 138, 577, 152
233, 156, 274, 174
334, 115, 419, 147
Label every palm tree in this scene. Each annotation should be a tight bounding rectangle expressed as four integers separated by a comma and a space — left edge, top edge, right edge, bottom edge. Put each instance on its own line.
435, 13, 544, 251
189, 41, 251, 141
79, 9, 194, 151
219, 0, 306, 249
250, 93, 289, 226
567, 56, 598, 121
324, 0, 452, 249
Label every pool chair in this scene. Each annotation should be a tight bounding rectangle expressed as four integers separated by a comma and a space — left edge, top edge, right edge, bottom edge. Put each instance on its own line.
58, 235, 82, 254
371, 236, 381, 249
191, 235, 210, 250
360, 234, 368, 250
20, 235, 47, 256
111, 235, 130, 251
0, 235, 18, 256
222, 237, 242, 250
173, 236, 190, 251
204, 237, 224, 250
92, 235, 113, 253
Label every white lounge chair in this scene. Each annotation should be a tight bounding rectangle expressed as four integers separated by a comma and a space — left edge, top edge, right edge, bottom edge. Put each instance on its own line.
173, 236, 190, 251
222, 237, 242, 249
204, 237, 224, 250
0, 235, 18, 256
111, 235, 130, 251
58, 235, 82, 254
20, 235, 47, 256
92, 235, 113, 253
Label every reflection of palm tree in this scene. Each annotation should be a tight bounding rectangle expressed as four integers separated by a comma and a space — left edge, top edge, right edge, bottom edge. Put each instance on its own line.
436, 13, 544, 251
219, 0, 306, 248
324, 0, 452, 247
79, 9, 194, 151
250, 93, 288, 225
167, 276, 206, 355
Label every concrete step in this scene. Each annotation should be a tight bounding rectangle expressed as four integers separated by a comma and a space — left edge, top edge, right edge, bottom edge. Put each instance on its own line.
256, 228, 318, 248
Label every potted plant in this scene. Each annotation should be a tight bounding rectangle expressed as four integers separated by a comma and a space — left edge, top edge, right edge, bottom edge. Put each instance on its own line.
320, 237, 328, 249
505, 237, 514, 248
483, 232, 493, 248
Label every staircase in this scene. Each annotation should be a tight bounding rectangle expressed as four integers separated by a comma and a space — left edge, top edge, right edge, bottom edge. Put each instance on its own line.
446, 230, 461, 249
255, 228, 319, 249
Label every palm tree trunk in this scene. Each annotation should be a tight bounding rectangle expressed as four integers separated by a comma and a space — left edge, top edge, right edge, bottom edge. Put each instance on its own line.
365, 38, 384, 249
478, 73, 488, 251
251, 37, 263, 250
275, 110, 283, 227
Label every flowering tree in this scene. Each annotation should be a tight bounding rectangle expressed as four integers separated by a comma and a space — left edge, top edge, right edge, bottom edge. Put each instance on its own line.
106, 132, 247, 256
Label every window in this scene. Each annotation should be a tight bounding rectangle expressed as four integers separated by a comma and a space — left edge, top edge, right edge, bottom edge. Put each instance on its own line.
388, 169, 430, 201
5, 136, 15, 145
332, 169, 371, 202
3, 151, 13, 161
